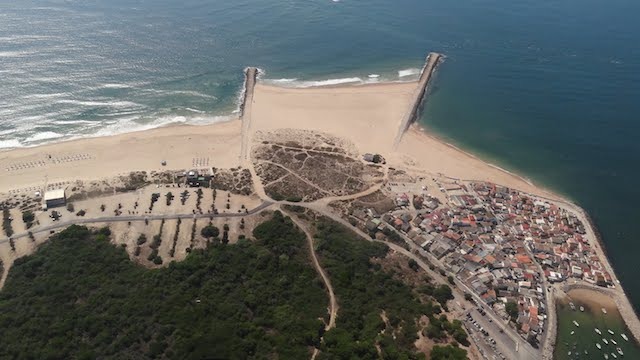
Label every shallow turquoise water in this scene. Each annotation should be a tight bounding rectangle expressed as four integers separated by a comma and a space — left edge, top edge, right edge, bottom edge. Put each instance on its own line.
2, 1, 640, 353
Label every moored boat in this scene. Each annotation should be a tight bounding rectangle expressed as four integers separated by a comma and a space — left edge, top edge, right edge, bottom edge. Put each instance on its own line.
603, 338, 609, 345
611, 352, 617, 358
616, 347, 624, 356
602, 308, 608, 314
597, 343, 602, 350
596, 328, 602, 335
611, 339, 617, 345
573, 320, 580, 327
570, 302, 576, 310
608, 329, 615, 335
621, 333, 628, 341
580, 306, 585, 312
571, 331, 575, 335
604, 353, 609, 359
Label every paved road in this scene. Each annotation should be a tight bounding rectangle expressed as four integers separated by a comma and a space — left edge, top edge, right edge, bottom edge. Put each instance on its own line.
466, 308, 516, 360
0, 201, 273, 245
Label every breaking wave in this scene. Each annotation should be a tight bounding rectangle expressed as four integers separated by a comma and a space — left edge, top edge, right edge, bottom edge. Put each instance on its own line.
263, 77, 364, 88
398, 68, 421, 78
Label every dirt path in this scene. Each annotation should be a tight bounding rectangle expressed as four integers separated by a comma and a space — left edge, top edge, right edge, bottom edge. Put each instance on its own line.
284, 209, 338, 330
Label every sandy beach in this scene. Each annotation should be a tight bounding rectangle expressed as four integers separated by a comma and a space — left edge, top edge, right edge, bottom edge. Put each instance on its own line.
0, 120, 243, 194
566, 288, 618, 314
1, 78, 559, 201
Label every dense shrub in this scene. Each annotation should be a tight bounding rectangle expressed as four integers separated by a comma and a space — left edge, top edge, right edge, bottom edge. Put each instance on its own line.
314, 219, 427, 360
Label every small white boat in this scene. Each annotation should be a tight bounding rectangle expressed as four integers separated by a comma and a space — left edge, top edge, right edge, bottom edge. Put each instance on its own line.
573, 320, 580, 327
602, 308, 608, 314
580, 306, 585, 312
570, 302, 576, 310
568, 351, 572, 355
597, 343, 602, 349
611, 339, 617, 345
596, 328, 603, 335
608, 329, 615, 335
616, 347, 624, 356
611, 352, 617, 359
604, 353, 609, 359
585, 350, 589, 355
621, 333, 628, 341
603, 338, 609, 345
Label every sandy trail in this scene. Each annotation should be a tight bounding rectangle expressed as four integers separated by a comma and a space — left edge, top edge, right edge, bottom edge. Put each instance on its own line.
285, 210, 338, 330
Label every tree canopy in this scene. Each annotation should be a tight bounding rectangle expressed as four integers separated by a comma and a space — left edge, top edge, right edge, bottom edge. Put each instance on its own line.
200, 224, 220, 239
506, 301, 519, 322
430, 344, 468, 360
314, 219, 430, 360
0, 213, 326, 359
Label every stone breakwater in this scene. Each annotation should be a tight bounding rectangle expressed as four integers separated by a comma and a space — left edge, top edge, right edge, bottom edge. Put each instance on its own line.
563, 202, 640, 344
240, 67, 258, 161
541, 288, 558, 360
393, 52, 443, 148
563, 282, 640, 344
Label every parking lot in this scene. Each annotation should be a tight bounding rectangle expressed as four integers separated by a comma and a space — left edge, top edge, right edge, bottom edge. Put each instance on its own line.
464, 308, 520, 360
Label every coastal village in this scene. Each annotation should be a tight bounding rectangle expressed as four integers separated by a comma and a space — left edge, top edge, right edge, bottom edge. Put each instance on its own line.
337, 168, 615, 347
1, 54, 639, 360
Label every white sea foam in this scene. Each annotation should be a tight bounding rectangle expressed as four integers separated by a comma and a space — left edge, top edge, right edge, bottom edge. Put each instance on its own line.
57, 99, 143, 108
0, 51, 36, 58
52, 119, 96, 125
21, 93, 68, 100
368, 74, 380, 78
90, 114, 235, 138
265, 78, 298, 84
264, 77, 364, 88
0, 35, 57, 42
184, 107, 206, 114
102, 83, 132, 89
3, 113, 236, 149
398, 68, 421, 78
144, 89, 217, 99
0, 129, 16, 136
25, 131, 65, 143
0, 139, 23, 149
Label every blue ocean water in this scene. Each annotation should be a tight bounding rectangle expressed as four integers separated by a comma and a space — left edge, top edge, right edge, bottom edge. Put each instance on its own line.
2, 0, 640, 348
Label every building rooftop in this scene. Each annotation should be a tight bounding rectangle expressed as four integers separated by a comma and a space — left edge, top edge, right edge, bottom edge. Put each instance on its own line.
44, 189, 65, 201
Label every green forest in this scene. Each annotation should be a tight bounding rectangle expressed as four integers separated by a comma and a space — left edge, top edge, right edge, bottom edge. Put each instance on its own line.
0, 211, 468, 359
0, 213, 327, 359
312, 219, 467, 360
